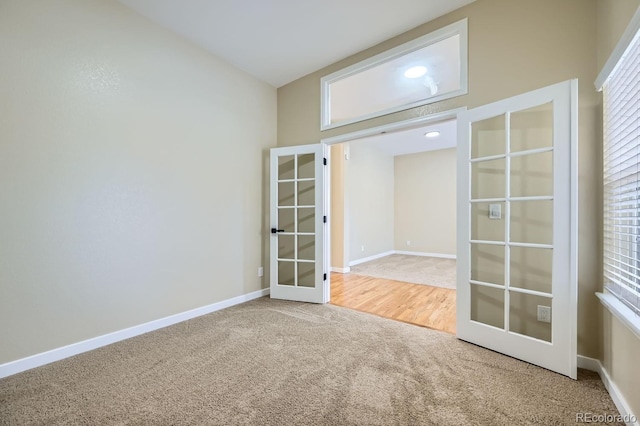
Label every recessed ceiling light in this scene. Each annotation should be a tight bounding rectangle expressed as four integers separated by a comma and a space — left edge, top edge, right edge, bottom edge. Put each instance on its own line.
424, 131, 440, 138
404, 66, 427, 79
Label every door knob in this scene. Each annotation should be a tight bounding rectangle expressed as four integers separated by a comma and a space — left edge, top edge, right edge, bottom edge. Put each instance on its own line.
271, 228, 285, 234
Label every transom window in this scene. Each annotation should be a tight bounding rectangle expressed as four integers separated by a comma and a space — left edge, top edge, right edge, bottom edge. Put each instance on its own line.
320, 19, 468, 131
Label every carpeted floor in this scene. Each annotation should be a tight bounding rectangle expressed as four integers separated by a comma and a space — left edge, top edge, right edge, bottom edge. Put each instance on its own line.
350, 254, 456, 289
0, 297, 621, 425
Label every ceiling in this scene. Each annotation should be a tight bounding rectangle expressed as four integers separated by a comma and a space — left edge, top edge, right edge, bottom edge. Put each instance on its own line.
352, 119, 457, 157
118, 0, 476, 87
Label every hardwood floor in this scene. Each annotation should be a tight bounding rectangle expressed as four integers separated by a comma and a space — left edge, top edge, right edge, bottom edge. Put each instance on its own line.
330, 273, 456, 334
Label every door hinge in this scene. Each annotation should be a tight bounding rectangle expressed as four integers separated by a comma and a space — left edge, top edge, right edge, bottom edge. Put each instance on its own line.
323, 157, 327, 165
323, 215, 327, 223
323, 273, 327, 281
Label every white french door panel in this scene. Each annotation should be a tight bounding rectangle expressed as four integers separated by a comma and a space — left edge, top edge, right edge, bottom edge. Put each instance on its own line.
456, 80, 577, 378
269, 144, 328, 304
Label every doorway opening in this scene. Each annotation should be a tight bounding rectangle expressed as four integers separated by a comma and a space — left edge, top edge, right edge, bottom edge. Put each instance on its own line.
272, 81, 577, 378
322, 112, 460, 334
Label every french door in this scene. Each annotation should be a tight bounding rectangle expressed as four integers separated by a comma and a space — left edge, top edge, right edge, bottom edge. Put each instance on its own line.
269, 144, 329, 303
456, 80, 578, 378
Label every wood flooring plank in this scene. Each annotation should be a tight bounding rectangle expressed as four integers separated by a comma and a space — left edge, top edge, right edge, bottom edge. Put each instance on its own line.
330, 273, 456, 334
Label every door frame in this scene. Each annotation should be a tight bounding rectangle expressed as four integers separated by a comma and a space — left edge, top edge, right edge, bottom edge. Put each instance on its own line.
320, 108, 466, 279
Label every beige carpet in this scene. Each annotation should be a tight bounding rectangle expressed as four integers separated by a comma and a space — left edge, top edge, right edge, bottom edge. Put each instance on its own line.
0, 298, 621, 425
350, 254, 456, 289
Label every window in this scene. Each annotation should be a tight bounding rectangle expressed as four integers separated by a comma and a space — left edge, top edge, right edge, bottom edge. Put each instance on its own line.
602, 23, 640, 316
320, 19, 467, 130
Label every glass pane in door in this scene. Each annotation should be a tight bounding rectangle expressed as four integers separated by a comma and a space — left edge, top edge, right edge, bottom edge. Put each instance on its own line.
278, 182, 295, 206
298, 181, 315, 206
510, 151, 553, 197
471, 158, 505, 199
298, 208, 315, 234
510, 246, 552, 294
471, 114, 505, 159
278, 156, 295, 180
298, 154, 315, 179
470, 243, 505, 285
471, 202, 505, 241
510, 103, 553, 152
510, 200, 553, 245
470, 284, 504, 328
509, 291, 552, 342
298, 235, 315, 261
278, 235, 295, 259
278, 208, 294, 233
298, 263, 315, 287
278, 261, 295, 286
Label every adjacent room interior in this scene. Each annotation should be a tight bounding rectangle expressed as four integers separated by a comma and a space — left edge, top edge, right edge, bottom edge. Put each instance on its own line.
329, 121, 458, 334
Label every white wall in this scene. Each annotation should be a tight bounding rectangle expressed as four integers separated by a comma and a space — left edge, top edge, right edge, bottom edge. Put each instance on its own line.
346, 142, 394, 262
394, 148, 457, 256
343, 142, 456, 264
0, 0, 276, 364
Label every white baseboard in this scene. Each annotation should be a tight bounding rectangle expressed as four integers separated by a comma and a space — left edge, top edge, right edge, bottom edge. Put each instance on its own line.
576, 355, 600, 372
0, 288, 270, 379
394, 250, 456, 260
348, 250, 456, 267
577, 355, 638, 426
331, 267, 351, 273
349, 250, 395, 266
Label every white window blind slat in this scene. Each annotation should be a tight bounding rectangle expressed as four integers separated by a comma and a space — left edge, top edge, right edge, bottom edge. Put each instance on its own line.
603, 26, 640, 316
603, 139, 639, 165
603, 229, 640, 238
604, 252, 640, 266
605, 96, 640, 131
607, 76, 640, 98
604, 272, 640, 294
605, 257, 640, 276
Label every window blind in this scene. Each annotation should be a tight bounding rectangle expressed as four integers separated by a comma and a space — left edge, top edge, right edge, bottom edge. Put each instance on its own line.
603, 27, 640, 316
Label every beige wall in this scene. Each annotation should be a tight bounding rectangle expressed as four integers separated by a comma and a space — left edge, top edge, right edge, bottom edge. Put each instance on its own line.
394, 149, 456, 256
330, 144, 347, 269
347, 142, 395, 262
597, 0, 640, 71
278, 0, 600, 358
597, 0, 640, 418
0, 0, 276, 364
278, 0, 599, 147
602, 310, 640, 418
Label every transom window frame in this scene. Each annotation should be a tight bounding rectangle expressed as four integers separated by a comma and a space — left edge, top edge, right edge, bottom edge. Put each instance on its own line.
320, 19, 468, 131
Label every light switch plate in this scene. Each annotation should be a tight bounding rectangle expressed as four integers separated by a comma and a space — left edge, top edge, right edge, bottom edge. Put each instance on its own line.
537, 305, 551, 323
489, 204, 502, 220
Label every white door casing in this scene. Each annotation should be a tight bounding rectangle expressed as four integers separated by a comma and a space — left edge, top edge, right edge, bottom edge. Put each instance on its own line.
456, 80, 578, 378
270, 144, 329, 303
